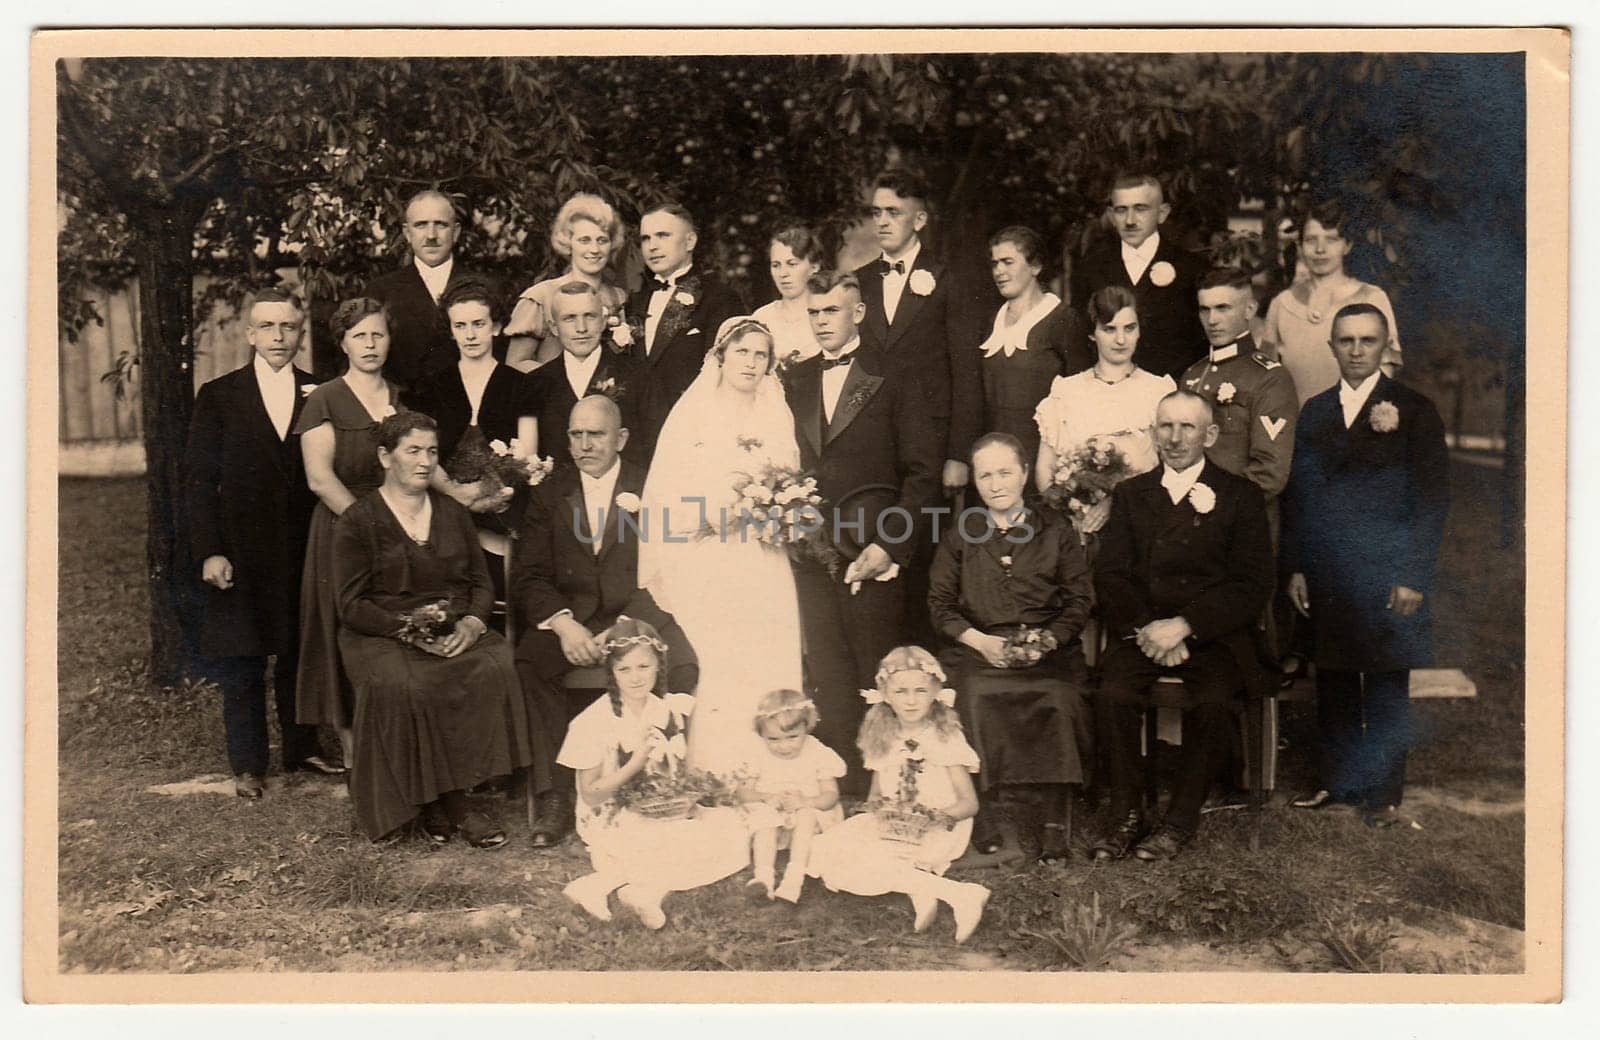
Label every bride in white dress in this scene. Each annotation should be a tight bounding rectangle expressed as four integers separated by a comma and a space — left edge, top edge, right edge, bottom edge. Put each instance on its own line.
638, 317, 805, 776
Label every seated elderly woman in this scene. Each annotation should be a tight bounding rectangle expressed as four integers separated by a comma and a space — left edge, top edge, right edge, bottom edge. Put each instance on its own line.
333, 411, 534, 846
927, 432, 1094, 865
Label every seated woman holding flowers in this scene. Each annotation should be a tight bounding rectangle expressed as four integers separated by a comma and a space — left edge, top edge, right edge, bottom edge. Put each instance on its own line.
333, 411, 534, 846
927, 433, 1093, 865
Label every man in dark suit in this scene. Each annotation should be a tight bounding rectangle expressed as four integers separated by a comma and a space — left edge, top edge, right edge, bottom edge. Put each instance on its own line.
853, 168, 986, 497
511, 394, 697, 846
787, 270, 943, 794
1091, 390, 1274, 861
1068, 173, 1207, 381
185, 289, 339, 798
1283, 303, 1449, 827
363, 189, 500, 392
525, 282, 643, 474
625, 201, 746, 466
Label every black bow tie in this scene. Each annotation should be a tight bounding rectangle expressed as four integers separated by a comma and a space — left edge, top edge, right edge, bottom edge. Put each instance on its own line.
650, 277, 674, 293
820, 353, 856, 371
881, 259, 906, 276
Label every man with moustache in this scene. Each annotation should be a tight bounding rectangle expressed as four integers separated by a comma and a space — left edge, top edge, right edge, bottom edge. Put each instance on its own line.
1069, 173, 1207, 380
364, 189, 500, 392
525, 282, 643, 474
1090, 391, 1274, 861
625, 201, 746, 466
786, 270, 942, 795
1283, 304, 1449, 827
185, 289, 338, 798
511, 395, 698, 846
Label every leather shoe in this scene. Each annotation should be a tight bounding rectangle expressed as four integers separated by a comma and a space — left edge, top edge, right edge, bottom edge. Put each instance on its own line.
530, 791, 572, 849
294, 755, 348, 777
420, 801, 452, 845
459, 810, 508, 849
1091, 810, 1144, 861
234, 774, 264, 800
1290, 789, 1356, 811
1037, 822, 1071, 866
1133, 824, 1192, 861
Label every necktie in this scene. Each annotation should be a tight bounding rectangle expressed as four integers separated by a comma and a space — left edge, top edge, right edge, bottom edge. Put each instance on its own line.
882, 259, 906, 276
820, 353, 855, 371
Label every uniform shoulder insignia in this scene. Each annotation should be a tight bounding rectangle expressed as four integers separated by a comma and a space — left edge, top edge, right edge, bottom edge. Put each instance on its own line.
1252, 352, 1281, 370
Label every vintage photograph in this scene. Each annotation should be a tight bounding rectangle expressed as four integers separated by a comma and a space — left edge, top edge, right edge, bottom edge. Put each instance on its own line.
28, 27, 1564, 1001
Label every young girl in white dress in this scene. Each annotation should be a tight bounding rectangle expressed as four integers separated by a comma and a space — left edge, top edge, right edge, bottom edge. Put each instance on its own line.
555, 618, 751, 930
806, 647, 991, 944
738, 689, 846, 904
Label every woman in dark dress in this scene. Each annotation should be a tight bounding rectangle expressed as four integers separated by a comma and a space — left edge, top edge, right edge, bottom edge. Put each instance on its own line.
334, 412, 534, 844
927, 432, 1093, 865
295, 298, 404, 767
977, 226, 1093, 466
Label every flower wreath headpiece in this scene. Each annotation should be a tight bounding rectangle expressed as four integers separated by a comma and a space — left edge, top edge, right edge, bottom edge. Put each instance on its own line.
860, 657, 958, 708
756, 697, 815, 720
601, 614, 669, 658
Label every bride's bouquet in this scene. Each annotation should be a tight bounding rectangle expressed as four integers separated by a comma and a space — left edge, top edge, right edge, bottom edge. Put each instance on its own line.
722, 462, 852, 577
1042, 435, 1134, 532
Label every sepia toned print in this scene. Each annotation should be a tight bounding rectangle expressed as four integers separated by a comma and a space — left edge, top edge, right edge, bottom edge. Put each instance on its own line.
27, 26, 1566, 1003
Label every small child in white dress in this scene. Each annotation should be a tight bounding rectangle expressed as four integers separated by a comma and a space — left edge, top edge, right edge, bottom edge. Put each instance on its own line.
738, 689, 846, 903
556, 618, 751, 929
806, 647, 991, 944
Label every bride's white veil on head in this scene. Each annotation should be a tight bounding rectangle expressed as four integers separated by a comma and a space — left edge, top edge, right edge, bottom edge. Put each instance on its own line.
638, 317, 800, 613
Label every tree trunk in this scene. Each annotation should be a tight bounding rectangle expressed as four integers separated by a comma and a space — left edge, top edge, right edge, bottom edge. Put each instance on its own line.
131, 205, 203, 686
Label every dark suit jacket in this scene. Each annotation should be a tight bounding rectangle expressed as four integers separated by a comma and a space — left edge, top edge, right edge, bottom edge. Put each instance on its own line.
509, 459, 693, 669
1094, 460, 1273, 689
854, 249, 986, 462
363, 263, 502, 391
624, 267, 746, 465
785, 346, 942, 567
1281, 375, 1449, 671
522, 349, 645, 475
185, 362, 318, 658
1068, 232, 1206, 381
403, 361, 536, 467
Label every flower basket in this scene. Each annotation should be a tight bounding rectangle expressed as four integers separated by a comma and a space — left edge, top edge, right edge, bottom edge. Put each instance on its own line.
876, 807, 932, 844
631, 793, 700, 821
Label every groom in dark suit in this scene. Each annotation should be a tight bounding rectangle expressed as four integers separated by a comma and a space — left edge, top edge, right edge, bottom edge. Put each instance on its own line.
525, 282, 643, 474
1068, 173, 1207, 380
511, 395, 698, 845
1091, 390, 1274, 861
185, 289, 335, 798
364, 189, 500, 392
787, 270, 943, 794
625, 201, 746, 466
1283, 303, 1449, 826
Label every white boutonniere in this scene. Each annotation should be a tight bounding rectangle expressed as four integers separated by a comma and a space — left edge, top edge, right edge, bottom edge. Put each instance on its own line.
674, 289, 696, 308
1369, 401, 1400, 433
1148, 261, 1176, 288
1188, 482, 1216, 514
300, 383, 318, 398
614, 491, 641, 513
1216, 382, 1237, 404
907, 269, 936, 296
610, 323, 633, 348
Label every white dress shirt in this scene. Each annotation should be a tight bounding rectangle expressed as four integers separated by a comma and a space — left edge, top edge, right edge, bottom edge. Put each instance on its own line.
253, 354, 297, 441
645, 262, 693, 355
1121, 232, 1161, 285
1160, 458, 1206, 505
880, 239, 922, 325
458, 358, 496, 425
1339, 371, 1382, 428
820, 336, 861, 424
414, 255, 454, 303
562, 349, 603, 403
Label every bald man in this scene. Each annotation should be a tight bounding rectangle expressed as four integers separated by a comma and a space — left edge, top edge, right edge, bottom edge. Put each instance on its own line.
364, 189, 502, 391
510, 395, 697, 846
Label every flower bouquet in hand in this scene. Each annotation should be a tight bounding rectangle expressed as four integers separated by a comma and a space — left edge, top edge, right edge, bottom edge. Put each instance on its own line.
1042, 435, 1134, 535
718, 462, 847, 576
999, 626, 1060, 669
396, 599, 454, 644
859, 739, 954, 843
447, 434, 555, 511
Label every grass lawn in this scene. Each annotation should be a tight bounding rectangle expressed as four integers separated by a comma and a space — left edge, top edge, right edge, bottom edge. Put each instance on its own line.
53, 459, 1526, 974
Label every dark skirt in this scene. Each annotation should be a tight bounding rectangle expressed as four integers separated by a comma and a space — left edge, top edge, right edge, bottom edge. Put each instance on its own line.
295, 498, 372, 729
938, 642, 1092, 789
341, 628, 534, 840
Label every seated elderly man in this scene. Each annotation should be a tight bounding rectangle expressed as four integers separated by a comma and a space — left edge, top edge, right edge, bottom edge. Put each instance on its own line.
1091, 390, 1274, 861
511, 394, 698, 848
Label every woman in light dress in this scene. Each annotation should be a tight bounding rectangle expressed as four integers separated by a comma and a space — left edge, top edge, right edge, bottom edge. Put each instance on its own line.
1260, 199, 1403, 405
751, 225, 825, 363
1034, 285, 1175, 537
638, 317, 805, 776
504, 193, 627, 372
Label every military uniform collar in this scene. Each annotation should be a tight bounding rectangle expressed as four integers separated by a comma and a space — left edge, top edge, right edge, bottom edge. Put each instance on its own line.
1207, 336, 1250, 364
